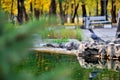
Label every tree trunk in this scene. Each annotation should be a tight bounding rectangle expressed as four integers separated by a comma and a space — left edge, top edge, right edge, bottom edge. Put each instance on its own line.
49, 0, 56, 15
0, 0, 1, 8
17, 0, 28, 24
100, 0, 104, 16
58, 0, 65, 25
34, 0, 40, 19
71, 3, 79, 23
100, 0, 108, 20
11, 0, 14, 16
64, 0, 69, 23
81, 4, 87, 17
34, 8, 40, 19
111, 0, 116, 23
116, 19, 120, 38
96, 0, 99, 16
29, 2, 33, 20
10, 0, 14, 23
116, 10, 120, 38
30, 2, 33, 12
63, 0, 69, 22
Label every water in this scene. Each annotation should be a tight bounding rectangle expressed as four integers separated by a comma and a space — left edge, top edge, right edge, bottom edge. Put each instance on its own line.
78, 57, 120, 72
78, 56, 120, 80
16, 52, 120, 80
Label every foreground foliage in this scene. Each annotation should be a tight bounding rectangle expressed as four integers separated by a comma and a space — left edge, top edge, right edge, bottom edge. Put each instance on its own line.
0, 9, 57, 80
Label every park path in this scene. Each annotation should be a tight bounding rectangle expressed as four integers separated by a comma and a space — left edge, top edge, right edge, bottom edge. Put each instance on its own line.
81, 28, 117, 41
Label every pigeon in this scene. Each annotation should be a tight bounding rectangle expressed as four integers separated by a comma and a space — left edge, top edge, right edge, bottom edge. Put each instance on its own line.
88, 28, 105, 42
89, 70, 98, 80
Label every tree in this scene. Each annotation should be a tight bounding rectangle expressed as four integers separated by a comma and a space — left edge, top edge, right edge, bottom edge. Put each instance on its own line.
2, 0, 120, 24
71, 3, 79, 23
29, 1, 33, 14
81, 1, 87, 17
0, 0, 1, 8
58, 0, 65, 24
100, 0, 108, 20
17, 0, 28, 24
96, 0, 99, 16
34, 0, 40, 19
49, 0, 56, 15
111, 0, 116, 23
10, 0, 14, 23
116, 10, 120, 38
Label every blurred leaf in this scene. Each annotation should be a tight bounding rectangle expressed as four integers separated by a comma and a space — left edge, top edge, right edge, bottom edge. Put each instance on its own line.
0, 9, 58, 80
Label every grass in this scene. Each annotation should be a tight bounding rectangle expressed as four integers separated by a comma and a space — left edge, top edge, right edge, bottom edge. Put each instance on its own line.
39, 27, 82, 41
52, 38, 68, 44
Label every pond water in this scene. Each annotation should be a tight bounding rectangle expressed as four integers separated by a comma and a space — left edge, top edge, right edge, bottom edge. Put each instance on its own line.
17, 52, 120, 80
78, 56, 120, 72
78, 56, 120, 80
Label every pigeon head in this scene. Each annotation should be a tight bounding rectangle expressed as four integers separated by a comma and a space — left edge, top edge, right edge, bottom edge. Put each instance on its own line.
88, 28, 94, 33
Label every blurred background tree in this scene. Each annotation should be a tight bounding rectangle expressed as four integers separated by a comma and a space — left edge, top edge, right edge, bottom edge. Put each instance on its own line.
17, 0, 28, 24
1, 0, 120, 24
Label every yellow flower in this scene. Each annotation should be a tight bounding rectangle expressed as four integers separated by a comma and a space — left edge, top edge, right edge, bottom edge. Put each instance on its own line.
48, 34, 50, 37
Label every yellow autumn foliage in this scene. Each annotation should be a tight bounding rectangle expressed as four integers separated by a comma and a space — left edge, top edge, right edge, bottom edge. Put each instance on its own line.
1, 0, 51, 15
1, 0, 120, 17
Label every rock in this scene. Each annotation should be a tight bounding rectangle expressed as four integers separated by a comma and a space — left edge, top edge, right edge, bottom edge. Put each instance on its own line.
73, 42, 80, 50
105, 40, 111, 44
65, 42, 74, 50
99, 46, 107, 58
59, 43, 66, 48
38, 38, 120, 60
46, 43, 59, 48
107, 42, 116, 58
114, 39, 120, 44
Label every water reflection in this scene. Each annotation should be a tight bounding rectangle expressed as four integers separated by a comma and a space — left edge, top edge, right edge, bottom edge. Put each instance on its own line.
77, 57, 120, 72
77, 57, 120, 79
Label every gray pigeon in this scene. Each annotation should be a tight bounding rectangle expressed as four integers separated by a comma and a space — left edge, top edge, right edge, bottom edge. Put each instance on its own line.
88, 28, 105, 42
